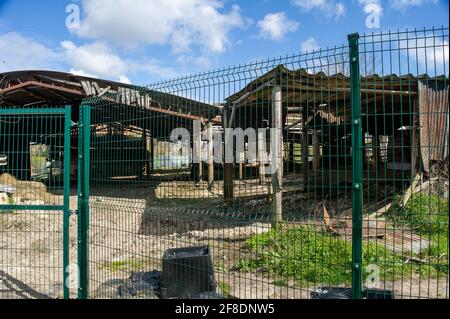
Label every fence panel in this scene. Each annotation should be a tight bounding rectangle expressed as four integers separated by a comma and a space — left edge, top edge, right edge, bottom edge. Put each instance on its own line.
358, 27, 449, 299
0, 106, 72, 299
80, 27, 449, 300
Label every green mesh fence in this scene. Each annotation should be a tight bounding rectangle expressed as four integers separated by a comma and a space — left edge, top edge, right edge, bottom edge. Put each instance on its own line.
2, 27, 447, 300
358, 28, 449, 299
0, 106, 73, 299
78, 27, 449, 300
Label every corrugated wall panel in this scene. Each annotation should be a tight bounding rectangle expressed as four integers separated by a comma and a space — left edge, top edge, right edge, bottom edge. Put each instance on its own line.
418, 80, 449, 172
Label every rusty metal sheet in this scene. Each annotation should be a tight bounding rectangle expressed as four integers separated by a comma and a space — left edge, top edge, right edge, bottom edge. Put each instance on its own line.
419, 80, 449, 172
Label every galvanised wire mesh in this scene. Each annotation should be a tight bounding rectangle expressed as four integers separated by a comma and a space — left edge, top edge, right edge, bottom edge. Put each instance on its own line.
0, 106, 72, 299
80, 27, 448, 300
358, 28, 449, 299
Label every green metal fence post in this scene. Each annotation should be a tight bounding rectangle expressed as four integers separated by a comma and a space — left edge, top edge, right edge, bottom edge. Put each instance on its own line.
63, 105, 72, 299
78, 104, 91, 299
348, 32, 363, 300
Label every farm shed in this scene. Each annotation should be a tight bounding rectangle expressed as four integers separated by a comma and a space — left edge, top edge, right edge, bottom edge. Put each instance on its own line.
223, 65, 449, 199
0, 70, 220, 181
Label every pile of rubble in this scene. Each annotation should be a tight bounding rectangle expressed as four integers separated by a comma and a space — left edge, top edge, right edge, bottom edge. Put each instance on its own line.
0, 173, 57, 206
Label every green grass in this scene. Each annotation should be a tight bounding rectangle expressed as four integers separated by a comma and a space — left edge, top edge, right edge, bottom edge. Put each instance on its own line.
393, 194, 449, 273
234, 224, 445, 286
217, 282, 231, 297
394, 194, 448, 234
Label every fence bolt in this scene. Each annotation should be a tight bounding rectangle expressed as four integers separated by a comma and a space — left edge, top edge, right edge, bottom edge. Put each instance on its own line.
354, 184, 360, 190
353, 119, 359, 125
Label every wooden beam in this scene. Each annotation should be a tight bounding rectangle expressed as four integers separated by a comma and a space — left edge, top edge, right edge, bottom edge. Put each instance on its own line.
312, 129, 321, 170
289, 141, 294, 174
143, 125, 151, 180
207, 123, 214, 188
47, 88, 71, 101
258, 130, 266, 184
223, 109, 234, 203
239, 162, 243, 180
229, 82, 417, 108
272, 85, 283, 227
150, 137, 154, 174
21, 88, 49, 102
105, 96, 204, 122
193, 120, 203, 182
302, 113, 309, 183
0, 80, 205, 122
0, 95, 19, 106
411, 98, 420, 177
1, 81, 84, 96
286, 83, 418, 96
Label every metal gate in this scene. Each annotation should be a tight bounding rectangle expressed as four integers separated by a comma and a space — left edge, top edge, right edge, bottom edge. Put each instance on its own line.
0, 107, 72, 299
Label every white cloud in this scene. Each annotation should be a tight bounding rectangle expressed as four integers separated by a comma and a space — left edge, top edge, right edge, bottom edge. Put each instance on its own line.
75, 0, 246, 54
0, 32, 64, 72
61, 40, 128, 81
292, 0, 346, 20
69, 68, 99, 78
389, 0, 438, 10
128, 58, 179, 80
0, 30, 183, 84
118, 75, 131, 84
301, 37, 319, 52
61, 41, 179, 83
399, 37, 449, 75
257, 12, 299, 41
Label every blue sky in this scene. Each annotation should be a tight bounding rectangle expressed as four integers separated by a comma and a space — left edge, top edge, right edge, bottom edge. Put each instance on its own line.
0, 0, 448, 85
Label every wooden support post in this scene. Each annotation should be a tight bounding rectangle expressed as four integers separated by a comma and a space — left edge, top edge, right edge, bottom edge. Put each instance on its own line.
302, 113, 309, 183
144, 128, 152, 180
411, 98, 420, 178
272, 86, 283, 227
312, 129, 320, 170
239, 162, 243, 180
258, 130, 266, 184
151, 138, 155, 173
223, 110, 234, 203
208, 123, 214, 188
238, 149, 244, 180
289, 141, 294, 173
194, 120, 203, 182
140, 128, 146, 179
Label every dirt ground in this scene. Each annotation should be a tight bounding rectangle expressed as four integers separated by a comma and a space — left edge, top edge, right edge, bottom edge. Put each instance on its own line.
1, 183, 448, 299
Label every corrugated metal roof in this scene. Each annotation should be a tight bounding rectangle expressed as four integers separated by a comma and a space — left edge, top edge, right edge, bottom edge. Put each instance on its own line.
0, 70, 220, 119
226, 65, 448, 105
